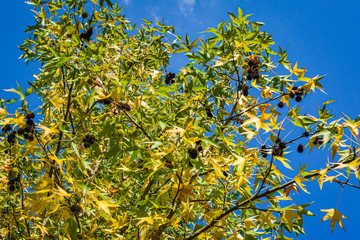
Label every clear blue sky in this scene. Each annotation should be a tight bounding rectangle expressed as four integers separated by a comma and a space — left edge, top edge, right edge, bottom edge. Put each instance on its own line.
1, 0, 360, 239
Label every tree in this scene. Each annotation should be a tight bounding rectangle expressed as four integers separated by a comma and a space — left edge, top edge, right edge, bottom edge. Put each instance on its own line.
0, 0, 359, 239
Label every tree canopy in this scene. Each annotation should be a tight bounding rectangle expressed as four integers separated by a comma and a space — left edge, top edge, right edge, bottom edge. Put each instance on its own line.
1, 0, 359, 239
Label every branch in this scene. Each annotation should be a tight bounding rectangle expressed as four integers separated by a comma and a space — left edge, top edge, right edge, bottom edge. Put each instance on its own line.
333, 179, 360, 190
185, 152, 358, 240
225, 92, 287, 123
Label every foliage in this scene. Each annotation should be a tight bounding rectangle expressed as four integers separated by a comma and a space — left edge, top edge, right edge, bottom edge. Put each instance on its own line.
1, 0, 359, 239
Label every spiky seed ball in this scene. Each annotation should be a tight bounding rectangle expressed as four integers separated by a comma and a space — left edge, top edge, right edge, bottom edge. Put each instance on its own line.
275, 137, 282, 144
165, 72, 176, 85
26, 119, 34, 126
82, 12, 89, 18
88, 136, 95, 145
295, 96, 302, 102
8, 179, 16, 185
26, 112, 35, 119
70, 204, 83, 214
297, 144, 304, 153
246, 71, 253, 80
303, 131, 310, 137
24, 125, 32, 133
289, 92, 295, 99
260, 145, 268, 158
279, 142, 287, 149
253, 71, 260, 80
2, 124, 11, 133
242, 87, 249, 96
24, 134, 29, 140
188, 148, 198, 159
84, 142, 91, 148
206, 108, 214, 118
292, 86, 298, 90
273, 147, 284, 157
8, 185, 15, 192
80, 27, 93, 42
278, 101, 284, 108
248, 59, 255, 67
7, 136, 15, 144
27, 135, 34, 141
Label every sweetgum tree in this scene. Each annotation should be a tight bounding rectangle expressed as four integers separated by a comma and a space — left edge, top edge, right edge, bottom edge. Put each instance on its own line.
1, 0, 359, 239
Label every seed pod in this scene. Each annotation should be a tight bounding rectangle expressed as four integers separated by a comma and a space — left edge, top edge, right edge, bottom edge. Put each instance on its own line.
278, 101, 284, 108
70, 204, 83, 215
165, 72, 176, 85
279, 142, 287, 149
303, 131, 310, 137
297, 144, 304, 153
188, 148, 198, 159
206, 108, 214, 118
26, 112, 35, 119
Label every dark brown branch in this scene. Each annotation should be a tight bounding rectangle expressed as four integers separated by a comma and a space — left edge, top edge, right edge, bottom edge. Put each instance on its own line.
333, 179, 360, 190
185, 152, 358, 240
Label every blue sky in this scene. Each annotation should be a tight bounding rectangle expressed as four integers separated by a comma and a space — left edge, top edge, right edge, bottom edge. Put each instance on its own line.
1, 0, 360, 239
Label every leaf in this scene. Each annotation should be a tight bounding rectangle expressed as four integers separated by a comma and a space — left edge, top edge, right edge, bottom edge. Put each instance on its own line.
287, 61, 307, 76
319, 208, 348, 233
294, 176, 310, 194
97, 199, 118, 216
243, 217, 256, 231
136, 216, 154, 226
4, 82, 24, 100
0, 108, 8, 119
38, 124, 59, 137
284, 210, 300, 232
284, 183, 299, 196
48, 93, 67, 110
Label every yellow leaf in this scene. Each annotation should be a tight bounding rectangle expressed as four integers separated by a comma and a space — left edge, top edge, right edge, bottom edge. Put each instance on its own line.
166, 126, 185, 134
243, 217, 256, 231
344, 120, 359, 141
0, 108, 8, 119
284, 210, 300, 232
319, 208, 348, 233
287, 61, 307, 76
38, 124, 59, 138
294, 175, 310, 194
55, 186, 71, 197
97, 200, 118, 215
48, 93, 67, 110
258, 211, 276, 228
136, 216, 154, 226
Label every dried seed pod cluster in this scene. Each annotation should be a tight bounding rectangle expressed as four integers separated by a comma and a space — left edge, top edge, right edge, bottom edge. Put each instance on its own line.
80, 27, 93, 42
246, 57, 261, 80
165, 72, 175, 85
272, 137, 287, 157
83, 135, 95, 148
